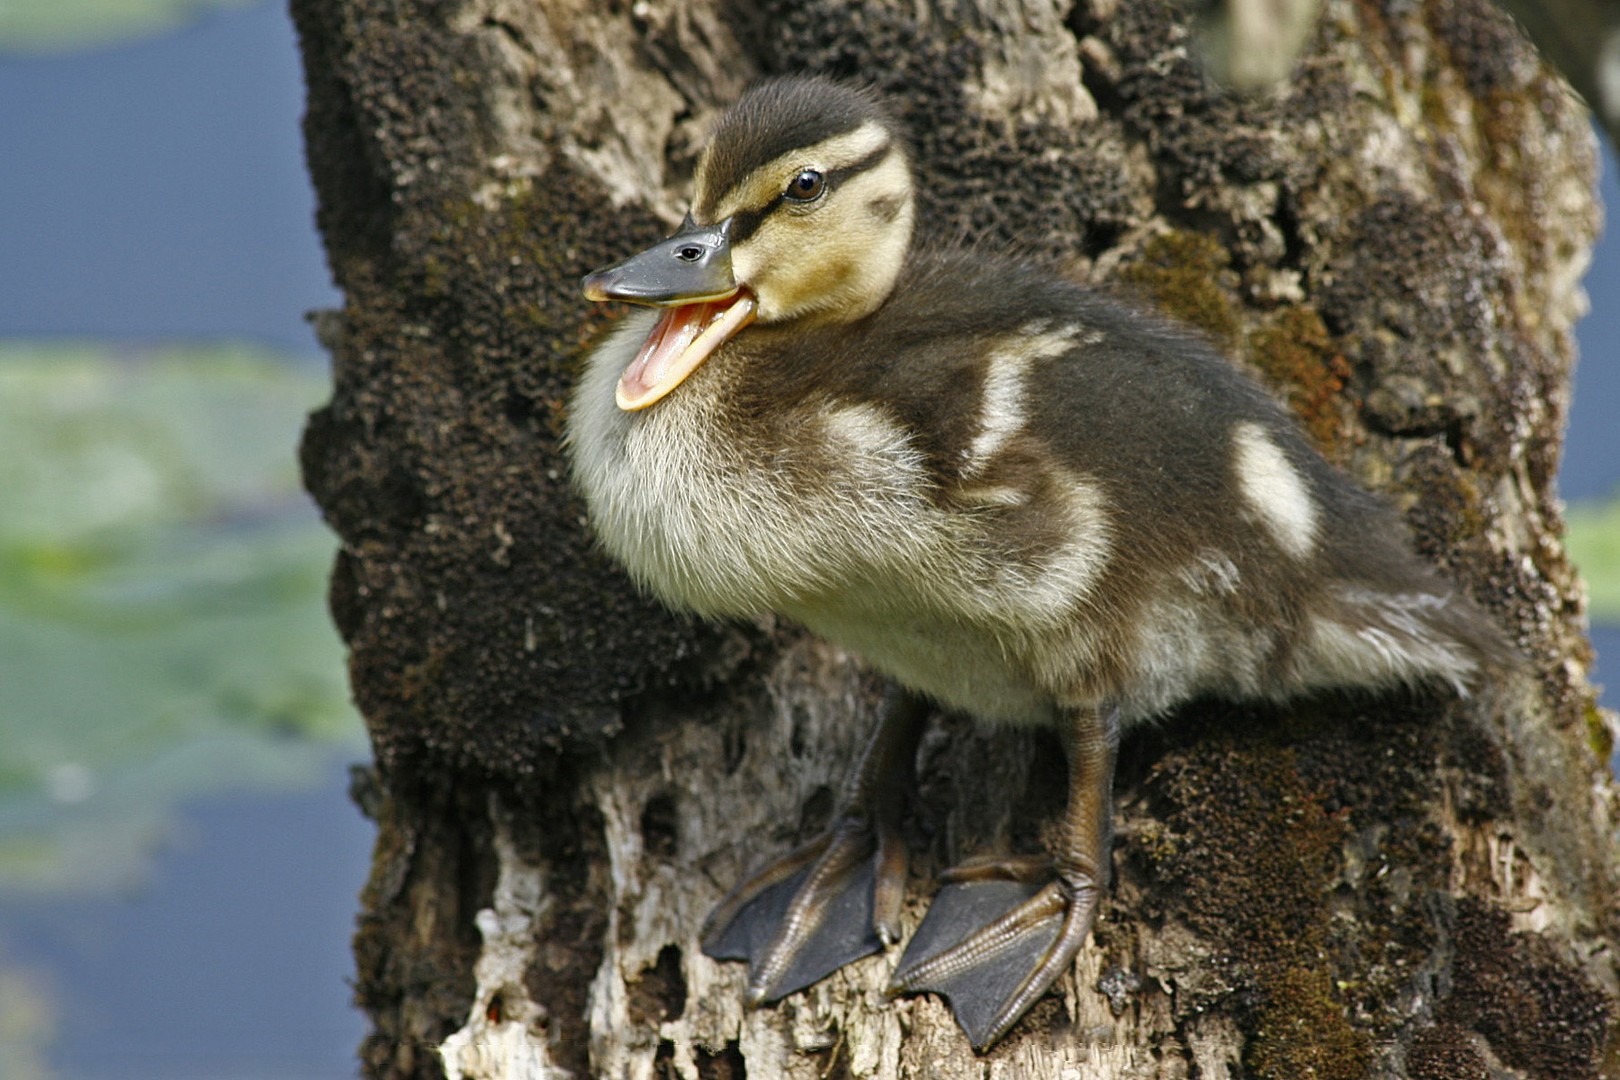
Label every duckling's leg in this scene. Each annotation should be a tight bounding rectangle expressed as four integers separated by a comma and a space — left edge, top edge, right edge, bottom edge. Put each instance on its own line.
701, 688, 929, 1003
889, 704, 1119, 1051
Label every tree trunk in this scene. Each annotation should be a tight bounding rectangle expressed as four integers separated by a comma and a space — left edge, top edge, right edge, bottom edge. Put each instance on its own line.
291, 0, 1620, 1075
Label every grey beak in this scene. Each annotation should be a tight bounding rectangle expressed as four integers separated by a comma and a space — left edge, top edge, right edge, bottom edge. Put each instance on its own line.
582, 214, 737, 305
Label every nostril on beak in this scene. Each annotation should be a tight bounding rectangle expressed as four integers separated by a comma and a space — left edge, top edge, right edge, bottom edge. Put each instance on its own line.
676, 245, 704, 262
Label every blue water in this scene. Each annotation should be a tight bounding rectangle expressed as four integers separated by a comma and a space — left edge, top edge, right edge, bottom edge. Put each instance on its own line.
1570, 155, 1620, 503
0, 1, 340, 355
0, 762, 372, 1080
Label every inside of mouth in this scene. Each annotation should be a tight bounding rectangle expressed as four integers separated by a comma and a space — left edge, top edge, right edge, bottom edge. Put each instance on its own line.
616, 291, 756, 411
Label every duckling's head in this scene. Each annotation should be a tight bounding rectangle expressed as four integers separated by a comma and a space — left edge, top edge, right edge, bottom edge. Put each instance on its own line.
583, 77, 915, 410
691, 78, 916, 324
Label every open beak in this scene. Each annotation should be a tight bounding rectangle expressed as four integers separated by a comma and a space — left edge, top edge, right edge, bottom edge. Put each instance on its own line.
582, 215, 758, 411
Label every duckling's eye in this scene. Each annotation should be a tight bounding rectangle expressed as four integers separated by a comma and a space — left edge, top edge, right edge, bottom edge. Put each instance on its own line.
785, 169, 826, 203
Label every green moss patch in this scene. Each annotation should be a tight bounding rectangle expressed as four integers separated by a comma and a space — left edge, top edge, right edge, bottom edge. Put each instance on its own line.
1118, 230, 1242, 350
1565, 494, 1620, 626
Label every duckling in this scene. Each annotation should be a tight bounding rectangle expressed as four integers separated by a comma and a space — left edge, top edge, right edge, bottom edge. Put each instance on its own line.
567, 76, 1510, 1051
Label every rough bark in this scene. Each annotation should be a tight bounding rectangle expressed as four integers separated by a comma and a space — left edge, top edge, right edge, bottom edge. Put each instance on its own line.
291, 0, 1620, 1076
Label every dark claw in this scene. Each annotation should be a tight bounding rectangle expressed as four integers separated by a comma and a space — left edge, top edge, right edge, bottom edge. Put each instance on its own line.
701, 825, 889, 1003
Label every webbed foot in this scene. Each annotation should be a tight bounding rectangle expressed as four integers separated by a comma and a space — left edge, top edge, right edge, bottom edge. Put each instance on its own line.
888, 857, 1100, 1050
889, 704, 1120, 1051
700, 689, 928, 1003
701, 814, 906, 1002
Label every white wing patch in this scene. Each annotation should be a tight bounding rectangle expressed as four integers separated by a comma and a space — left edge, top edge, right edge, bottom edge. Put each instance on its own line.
962, 322, 1083, 478
820, 399, 921, 463
1232, 421, 1318, 559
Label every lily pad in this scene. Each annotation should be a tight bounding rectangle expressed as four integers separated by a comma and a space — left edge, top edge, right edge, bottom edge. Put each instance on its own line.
0, 0, 257, 54
0, 342, 362, 895
1567, 492, 1620, 627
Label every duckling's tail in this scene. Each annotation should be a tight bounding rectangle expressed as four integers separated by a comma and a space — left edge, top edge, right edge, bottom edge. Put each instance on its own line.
1302, 583, 1519, 698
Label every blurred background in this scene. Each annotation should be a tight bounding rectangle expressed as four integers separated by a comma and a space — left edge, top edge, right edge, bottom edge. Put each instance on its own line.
0, 2, 1615, 1078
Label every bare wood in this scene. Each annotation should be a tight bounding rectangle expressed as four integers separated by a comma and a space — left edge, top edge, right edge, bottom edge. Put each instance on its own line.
292, 0, 1620, 1075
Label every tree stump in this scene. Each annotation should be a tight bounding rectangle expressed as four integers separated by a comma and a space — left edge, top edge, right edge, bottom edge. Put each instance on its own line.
291, 0, 1620, 1075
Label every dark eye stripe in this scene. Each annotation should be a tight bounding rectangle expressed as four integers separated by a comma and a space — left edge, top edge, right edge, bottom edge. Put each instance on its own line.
728, 143, 893, 243
823, 144, 891, 193
730, 203, 774, 244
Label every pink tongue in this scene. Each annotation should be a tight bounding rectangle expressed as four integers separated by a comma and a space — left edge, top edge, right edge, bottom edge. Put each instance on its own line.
620, 302, 719, 403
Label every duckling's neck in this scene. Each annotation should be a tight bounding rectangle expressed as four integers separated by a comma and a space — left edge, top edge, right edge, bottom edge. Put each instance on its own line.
570, 309, 915, 616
